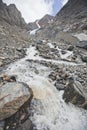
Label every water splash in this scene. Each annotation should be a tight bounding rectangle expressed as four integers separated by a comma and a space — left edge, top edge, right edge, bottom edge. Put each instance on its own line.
4, 45, 87, 130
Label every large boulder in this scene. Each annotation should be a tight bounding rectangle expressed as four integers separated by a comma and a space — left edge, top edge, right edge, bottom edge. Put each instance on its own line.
67, 45, 74, 51
0, 82, 33, 120
63, 78, 87, 109
81, 54, 87, 62
76, 41, 87, 50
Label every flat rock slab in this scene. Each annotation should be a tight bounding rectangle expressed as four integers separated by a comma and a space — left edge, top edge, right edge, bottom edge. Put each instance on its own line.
74, 33, 87, 41
76, 41, 87, 50
0, 82, 33, 120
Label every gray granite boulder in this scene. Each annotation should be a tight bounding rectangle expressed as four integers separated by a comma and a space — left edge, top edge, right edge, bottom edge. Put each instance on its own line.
76, 41, 87, 50
63, 77, 87, 109
0, 82, 33, 120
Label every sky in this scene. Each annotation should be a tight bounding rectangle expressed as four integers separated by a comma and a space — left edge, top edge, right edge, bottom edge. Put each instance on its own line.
3, 0, 68, 23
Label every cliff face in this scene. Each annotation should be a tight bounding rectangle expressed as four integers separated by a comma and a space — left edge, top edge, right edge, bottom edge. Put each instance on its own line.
0, 0, 31, 66
0, 0, 27, 29
55, 0, 87, 23
37, 0, 87, 40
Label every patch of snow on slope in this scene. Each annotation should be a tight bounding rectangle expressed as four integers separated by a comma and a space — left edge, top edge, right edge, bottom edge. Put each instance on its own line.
30, 20, 41, 35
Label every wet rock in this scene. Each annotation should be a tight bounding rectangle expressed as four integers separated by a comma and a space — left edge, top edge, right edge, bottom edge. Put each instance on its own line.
81, 54, 87, 62
67, 45, 74, 51
0, 61, 3, 67
54, 82, 65, 90
49, 72, 57, 81
14, 119, 33, 130
39, 53, 54, 59
4, 107, 33, 130
1, 75, 16, 82
0, 77, 3, 83
61, 50, 67, 54
16, 48, 25, 53
0, 82, 33, 120
0, 121, 5, 130
76, 41, 87, 50
63, 77, 87, 109
16, 48, 26, 58
37, 40, 43, 44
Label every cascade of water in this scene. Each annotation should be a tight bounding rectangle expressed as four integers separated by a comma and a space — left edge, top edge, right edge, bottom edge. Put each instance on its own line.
4, 44, 87, 130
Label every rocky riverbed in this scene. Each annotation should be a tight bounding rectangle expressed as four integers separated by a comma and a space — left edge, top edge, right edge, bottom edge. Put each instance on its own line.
0, 38, 87, 130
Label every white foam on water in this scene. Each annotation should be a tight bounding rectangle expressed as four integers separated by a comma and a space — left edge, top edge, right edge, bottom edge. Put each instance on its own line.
47, 43, 55, 48
47, 42, 73, 60
29, 77, 87, 130
55, 46, 73, 60
4, 45, 87, 130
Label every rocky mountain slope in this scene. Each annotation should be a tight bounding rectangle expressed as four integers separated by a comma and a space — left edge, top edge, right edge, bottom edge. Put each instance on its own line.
56, 0, 87, 23
38, 14, 54, 27
27, 14, 54, 31
0, 0, 33, 66
37, 0, 87, 40
0, 0, 27, 29
54, 0, 87, 31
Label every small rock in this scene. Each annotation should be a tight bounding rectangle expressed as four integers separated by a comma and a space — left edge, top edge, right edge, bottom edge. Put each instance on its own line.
49, 73, 57, 81
0, 77, 3, 83
0, 61, 3, 67
81, 54, 87, 62
16, 47, 23, 52
61, 50, 67, 54
54, 82, 65, 90
2, 75, 16, 82
15, 119, 33, 130
67, 45, 74, 51
0, 121, 5, 130
37, 40, 43, 44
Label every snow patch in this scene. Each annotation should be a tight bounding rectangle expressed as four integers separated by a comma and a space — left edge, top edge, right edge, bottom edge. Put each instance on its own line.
30, 20, 41, 35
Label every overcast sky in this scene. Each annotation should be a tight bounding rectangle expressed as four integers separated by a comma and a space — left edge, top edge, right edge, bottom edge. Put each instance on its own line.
3, 0, 68, 23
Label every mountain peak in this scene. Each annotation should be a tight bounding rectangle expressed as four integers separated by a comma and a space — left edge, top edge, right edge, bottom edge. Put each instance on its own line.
8, 4, 16, 8
38, 14, 54, 27
27, 14, 54, 31
0, 0, 27, 29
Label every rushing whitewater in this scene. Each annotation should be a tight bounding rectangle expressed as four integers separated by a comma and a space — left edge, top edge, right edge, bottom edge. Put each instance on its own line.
4, 43, 87, 130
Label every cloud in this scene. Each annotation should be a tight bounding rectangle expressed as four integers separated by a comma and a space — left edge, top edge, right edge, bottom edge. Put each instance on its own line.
3, 0, 68, 23
3, 0, 54, 23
